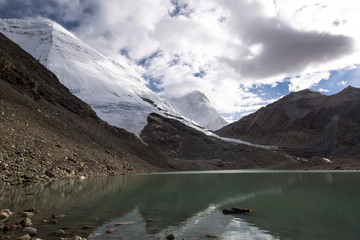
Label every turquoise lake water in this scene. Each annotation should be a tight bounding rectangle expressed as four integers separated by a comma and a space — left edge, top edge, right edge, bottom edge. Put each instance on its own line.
1, 170, 360, 239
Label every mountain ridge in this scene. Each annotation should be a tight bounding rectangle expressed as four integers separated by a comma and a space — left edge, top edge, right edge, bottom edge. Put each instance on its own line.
216, 86, 360, 158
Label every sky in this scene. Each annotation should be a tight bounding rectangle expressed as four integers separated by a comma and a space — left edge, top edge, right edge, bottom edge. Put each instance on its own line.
0, 0, 359, 122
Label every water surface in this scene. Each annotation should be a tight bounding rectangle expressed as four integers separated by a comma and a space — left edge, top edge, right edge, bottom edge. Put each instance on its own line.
1, 171, 360, 239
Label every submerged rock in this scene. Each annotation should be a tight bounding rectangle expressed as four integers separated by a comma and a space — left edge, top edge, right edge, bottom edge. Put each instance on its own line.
222, 207, 254, 215
114, 221, 135, 226
204, 233, 219, 238
106, 227, 117, 233
166, 233, 175, 239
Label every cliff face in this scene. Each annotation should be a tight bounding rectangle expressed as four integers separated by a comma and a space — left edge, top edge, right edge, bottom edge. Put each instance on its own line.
216, 88, 360, 158
0, 32, 170, 186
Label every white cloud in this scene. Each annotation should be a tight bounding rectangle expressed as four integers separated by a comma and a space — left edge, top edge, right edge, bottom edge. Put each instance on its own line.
319, 88, 330, 93
338, 80, 347, 86
288, 71, 330, 92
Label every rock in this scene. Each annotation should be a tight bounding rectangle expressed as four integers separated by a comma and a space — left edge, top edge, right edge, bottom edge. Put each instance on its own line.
222, 207, 253, 215
14, 234, 31, 240
1, 209, 13, 215
55, 229, 66, 235
3, 223, 17, 231
52, 213, 66, 219
22, 227, 37, 236
20, 212, 35, 218
106, 227, 117, 233
0, 209, 13, 220
0, 211, 9, 220
73, 236, 87, 240
204, 233, 219, 238
60, 236, 86, 240
114, 221, 135, 226
24, 207, 36, 212
88, 233, 101, 238
20, 218, 33, 227
166, 233, 175, 239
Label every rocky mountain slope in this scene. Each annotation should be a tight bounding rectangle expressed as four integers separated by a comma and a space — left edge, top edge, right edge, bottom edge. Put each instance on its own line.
140, 113, 354, 170
0, 18, 221, 136
0, 32, 170, 186
168, 90, 228, 131
216, 87, 360, 158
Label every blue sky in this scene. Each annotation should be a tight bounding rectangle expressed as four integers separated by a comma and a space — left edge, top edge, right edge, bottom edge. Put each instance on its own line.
0, 0, 359, 122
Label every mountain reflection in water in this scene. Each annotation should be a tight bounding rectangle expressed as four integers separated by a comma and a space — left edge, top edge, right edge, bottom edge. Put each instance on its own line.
1, 171, 360, 239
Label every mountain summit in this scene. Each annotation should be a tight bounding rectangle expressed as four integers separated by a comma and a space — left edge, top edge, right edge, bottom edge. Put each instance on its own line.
168, 90, 228, 131
0, 18, 223, 136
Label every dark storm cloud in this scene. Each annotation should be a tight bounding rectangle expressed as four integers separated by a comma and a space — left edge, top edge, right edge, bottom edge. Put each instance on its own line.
222, 0, 355, 79
238, 22, 353, 78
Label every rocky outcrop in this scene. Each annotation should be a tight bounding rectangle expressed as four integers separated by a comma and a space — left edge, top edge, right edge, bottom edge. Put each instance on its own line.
216, 87, 360, 158
0, 32, 170, 186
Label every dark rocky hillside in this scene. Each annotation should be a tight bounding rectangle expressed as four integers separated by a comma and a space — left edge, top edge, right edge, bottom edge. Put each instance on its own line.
140, 113, 345, 170
0, 32, 170, 186
216, 87, 360, 159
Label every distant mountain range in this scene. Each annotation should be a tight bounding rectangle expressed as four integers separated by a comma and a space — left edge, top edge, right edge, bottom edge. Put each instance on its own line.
216, 87, 360, 158
0, 18, 227, 135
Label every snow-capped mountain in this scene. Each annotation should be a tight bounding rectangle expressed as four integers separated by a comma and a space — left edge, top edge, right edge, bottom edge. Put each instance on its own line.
168, 91, 228, 131
0, 18, 215, 136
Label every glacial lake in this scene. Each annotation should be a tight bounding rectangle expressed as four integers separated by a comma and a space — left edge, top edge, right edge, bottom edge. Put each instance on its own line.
1, 170, 360, 239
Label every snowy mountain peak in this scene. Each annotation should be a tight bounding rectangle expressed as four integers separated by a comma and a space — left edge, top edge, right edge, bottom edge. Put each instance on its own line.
168, 91, 228, 131
185, 90, 210, 102
0, 18, 219, 136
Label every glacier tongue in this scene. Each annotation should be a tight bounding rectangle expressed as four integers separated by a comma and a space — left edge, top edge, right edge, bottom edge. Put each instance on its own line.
0, 18, 215, 137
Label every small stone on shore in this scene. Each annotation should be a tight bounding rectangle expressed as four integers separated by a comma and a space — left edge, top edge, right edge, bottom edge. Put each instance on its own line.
20, 218, 33, 227
22, 226, 37, 236
52, 213, 66, 219
55, 229, 66, 235
20, 212, 35, 218
14, 234, 31, 240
